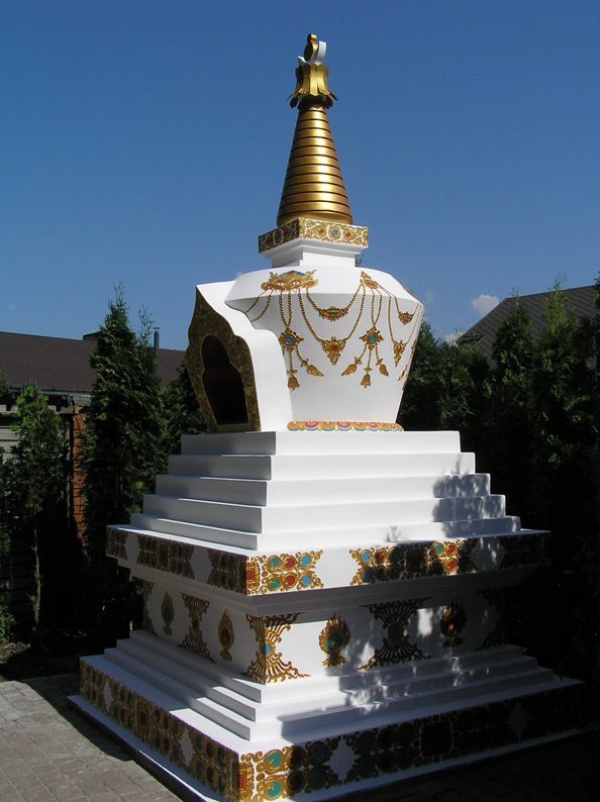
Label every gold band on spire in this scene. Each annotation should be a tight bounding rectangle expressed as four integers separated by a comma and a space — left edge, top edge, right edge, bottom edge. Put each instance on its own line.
277, 34, 353, 227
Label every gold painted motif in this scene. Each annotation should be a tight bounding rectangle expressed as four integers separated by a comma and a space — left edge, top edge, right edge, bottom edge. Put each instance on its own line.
349, 545, 407, 585
349, 540, 477, 585
181, 594, 211, 661
218, 611, 235, 662
361, 600, 429, 669
136, 534, 194, 579
246, 551, 323, 594
440, 602, 467, 648
207, 550, 246, 594
319, 615, 351, 667
106, 527, 127, 561
429, 540, 475, 575
244, 614, 309, 683
261, 270, 317, 292
141, 581, 154, 634
161, 592, 174, 636
239, 738, 341, 801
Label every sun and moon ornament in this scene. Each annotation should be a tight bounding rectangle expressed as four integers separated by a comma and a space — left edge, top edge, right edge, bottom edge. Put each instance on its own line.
240, 269, 418, 390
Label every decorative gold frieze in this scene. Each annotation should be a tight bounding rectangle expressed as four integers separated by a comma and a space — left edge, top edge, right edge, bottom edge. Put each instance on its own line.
259, 218, 368, 252
287, 420, 403, 432
106, 527, 127, 561
207, 550, 246, 594
79, 662, 238, 799
136, 534, 194, 579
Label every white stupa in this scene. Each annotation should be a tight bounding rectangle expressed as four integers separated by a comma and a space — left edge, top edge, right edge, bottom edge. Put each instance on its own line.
72, 34, 582, 802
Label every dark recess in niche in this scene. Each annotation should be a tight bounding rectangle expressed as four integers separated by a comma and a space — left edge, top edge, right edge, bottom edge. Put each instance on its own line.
201, 335, 249, 426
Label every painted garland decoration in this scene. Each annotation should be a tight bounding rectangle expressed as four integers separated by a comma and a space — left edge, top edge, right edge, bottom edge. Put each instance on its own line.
240, 269, 420, 390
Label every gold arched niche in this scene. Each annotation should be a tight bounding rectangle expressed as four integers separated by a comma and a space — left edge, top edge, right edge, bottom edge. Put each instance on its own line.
186, 287, 261, 432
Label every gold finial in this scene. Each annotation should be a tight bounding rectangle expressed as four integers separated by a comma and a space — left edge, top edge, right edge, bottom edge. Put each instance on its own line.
277, 34, 352, 227
290, 33, 337, 109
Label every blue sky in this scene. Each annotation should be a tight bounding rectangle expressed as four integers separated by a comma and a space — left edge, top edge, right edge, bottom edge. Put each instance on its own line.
2, 0, 599, 349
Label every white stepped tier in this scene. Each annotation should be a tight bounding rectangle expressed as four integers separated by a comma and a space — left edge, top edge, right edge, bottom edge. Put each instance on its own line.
155, 474, 491, 506
125, 516, 523, 550
140, 494, 508, 534
84, 631, 579, 747
180, 430, 462, 456
167, 451, 476, 481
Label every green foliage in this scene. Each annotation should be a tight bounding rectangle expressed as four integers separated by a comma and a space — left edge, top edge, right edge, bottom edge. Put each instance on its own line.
530, 285, 596, 538
488, 299, 536, 520
81, 288, 168, 645
399, 323, 491, 455
0, 458, 13, 643
162, 363, 206, 455
398, 322, 446, 430
0, 384, 66, 637
82, 290, 167, 544
402, 289, 598, 681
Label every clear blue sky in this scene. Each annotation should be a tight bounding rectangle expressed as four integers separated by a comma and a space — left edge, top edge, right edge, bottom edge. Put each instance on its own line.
2, 0, 599, 349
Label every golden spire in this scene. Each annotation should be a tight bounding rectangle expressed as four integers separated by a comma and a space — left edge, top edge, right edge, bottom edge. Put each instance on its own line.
277, 34, 353, 227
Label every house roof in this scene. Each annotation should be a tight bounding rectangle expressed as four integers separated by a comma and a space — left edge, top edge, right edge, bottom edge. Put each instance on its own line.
458, 285, 596, 363
0, 331, 184, 396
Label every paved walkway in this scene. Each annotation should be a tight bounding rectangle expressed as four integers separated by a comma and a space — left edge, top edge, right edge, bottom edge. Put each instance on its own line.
0, 673, 597, 801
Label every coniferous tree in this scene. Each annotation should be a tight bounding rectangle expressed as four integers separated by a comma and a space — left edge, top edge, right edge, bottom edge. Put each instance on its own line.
162, 363, 206, 455
530, 284, 596, 549
81, 288, 167, 645
0, 384, 66, 638
488, 299, 536, 521
398, 322, 446, 430
437, 340, 491, 460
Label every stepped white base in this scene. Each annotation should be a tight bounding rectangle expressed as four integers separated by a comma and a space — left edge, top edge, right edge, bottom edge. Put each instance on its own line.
74, 631, 583, 801
76, 430, 584, 800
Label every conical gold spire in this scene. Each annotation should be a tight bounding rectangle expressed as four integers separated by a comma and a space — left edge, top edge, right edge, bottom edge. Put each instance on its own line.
277, 34, 353, 227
